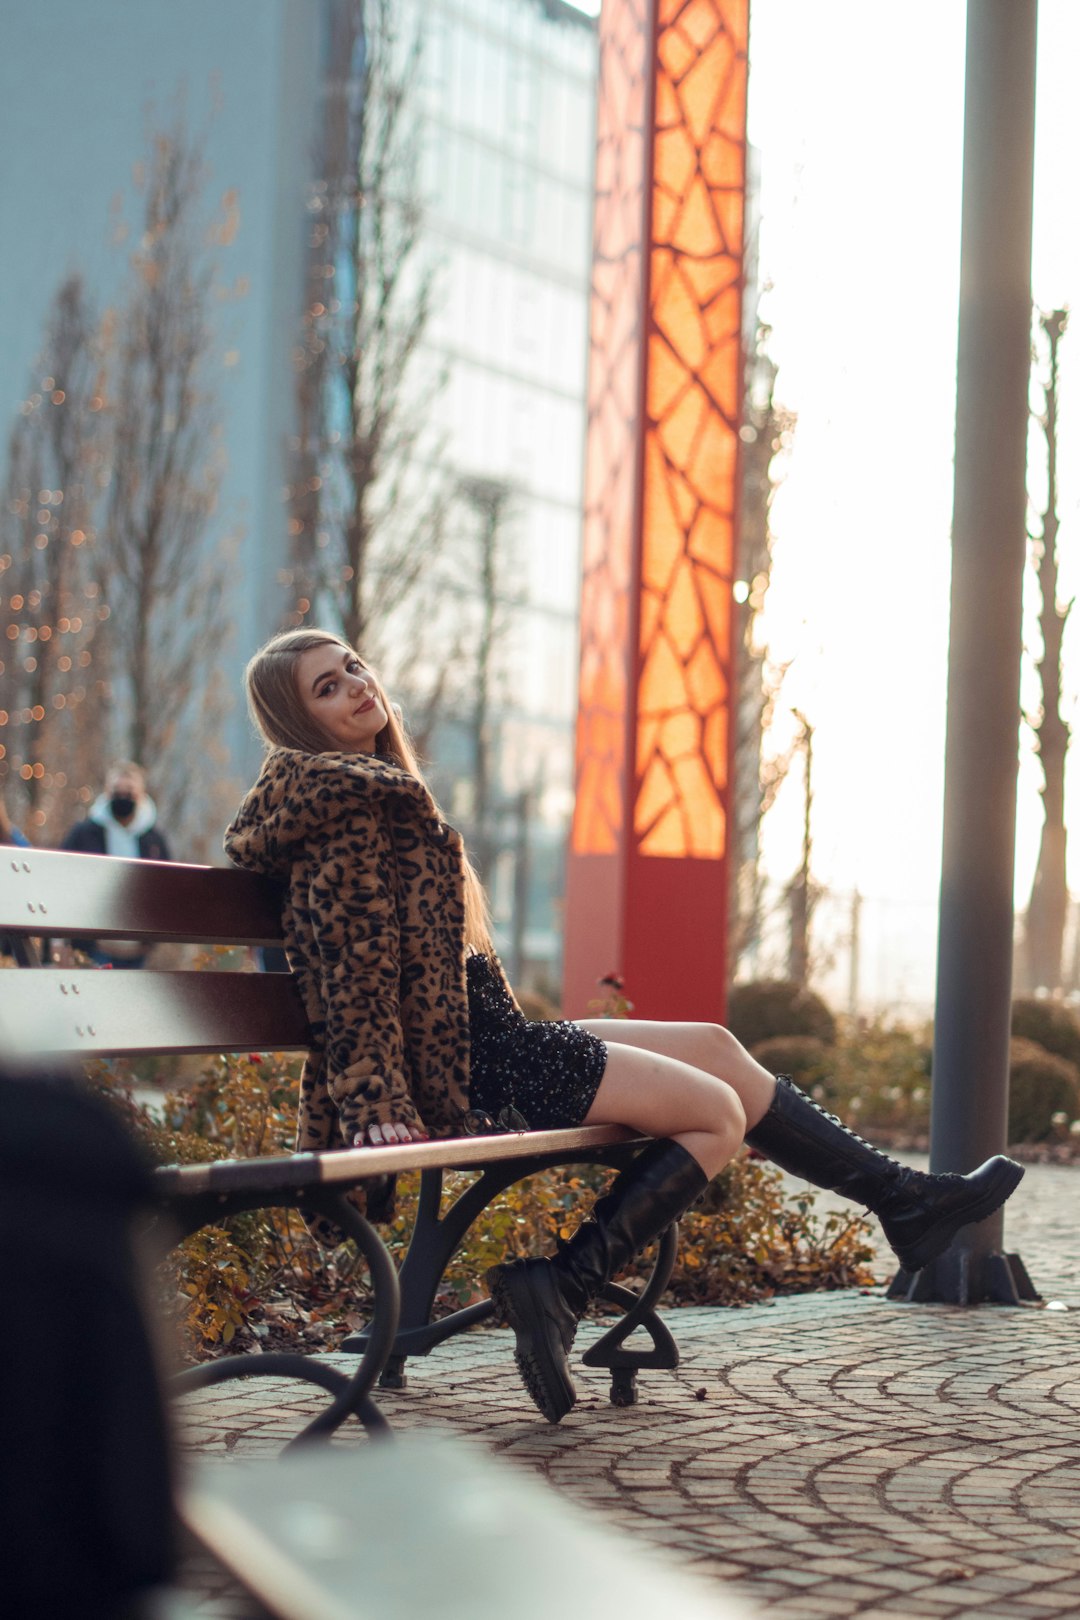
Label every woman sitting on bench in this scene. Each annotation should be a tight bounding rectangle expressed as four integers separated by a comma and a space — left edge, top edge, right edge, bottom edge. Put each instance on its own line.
225, 629, 1023, 1425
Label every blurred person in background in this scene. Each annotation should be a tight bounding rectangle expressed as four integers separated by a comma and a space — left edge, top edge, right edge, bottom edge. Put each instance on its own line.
60, 761, 172, 967
0, 795, 31, 958
0, 794, 30, 849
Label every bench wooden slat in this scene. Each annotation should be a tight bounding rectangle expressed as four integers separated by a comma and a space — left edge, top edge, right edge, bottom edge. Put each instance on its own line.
0, 847, 284, 945
0, 969, 310, 1060
154, 1124, 641, 1197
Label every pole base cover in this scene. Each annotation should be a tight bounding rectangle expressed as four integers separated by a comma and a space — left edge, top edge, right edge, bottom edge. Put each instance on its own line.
887, 1250, 1040, 1305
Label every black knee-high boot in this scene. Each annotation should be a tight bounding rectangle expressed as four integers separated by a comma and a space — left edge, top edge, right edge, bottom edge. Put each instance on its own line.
486, 1139, 708, 1424
745, 1075, 1024, 1272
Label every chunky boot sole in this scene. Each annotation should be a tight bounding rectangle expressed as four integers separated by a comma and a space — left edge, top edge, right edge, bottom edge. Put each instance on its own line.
486, 1263, 577, 1424
885, 1157, 1026, 1272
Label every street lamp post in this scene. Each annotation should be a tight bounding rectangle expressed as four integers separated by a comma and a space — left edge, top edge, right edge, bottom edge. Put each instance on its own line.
891, 0, 1039, 1306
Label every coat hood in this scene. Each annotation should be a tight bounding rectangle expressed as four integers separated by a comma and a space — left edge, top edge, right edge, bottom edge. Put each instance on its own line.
224, 747, 453, 877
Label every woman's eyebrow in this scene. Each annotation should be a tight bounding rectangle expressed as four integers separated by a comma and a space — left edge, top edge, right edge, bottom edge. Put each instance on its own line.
310, 654, 348, 694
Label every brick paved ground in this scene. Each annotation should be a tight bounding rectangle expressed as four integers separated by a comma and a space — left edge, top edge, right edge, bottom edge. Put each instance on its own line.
177, 1159, 1080, 1618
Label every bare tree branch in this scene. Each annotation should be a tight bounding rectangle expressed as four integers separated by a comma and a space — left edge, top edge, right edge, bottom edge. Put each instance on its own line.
286, 0, 451, 695
0, 276, 111, 839
1023, 307, 1071, 991
103, 123, 240, 854
729, 314, 797, 980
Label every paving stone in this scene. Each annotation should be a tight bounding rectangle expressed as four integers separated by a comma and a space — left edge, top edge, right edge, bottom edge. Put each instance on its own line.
176, 1159, 1080, 1616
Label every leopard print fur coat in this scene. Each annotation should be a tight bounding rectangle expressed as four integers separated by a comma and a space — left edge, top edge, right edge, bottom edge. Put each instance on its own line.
225, 747, 491, 1227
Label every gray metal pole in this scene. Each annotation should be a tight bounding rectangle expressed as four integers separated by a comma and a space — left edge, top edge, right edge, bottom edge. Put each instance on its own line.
909, 0, 1038, 1306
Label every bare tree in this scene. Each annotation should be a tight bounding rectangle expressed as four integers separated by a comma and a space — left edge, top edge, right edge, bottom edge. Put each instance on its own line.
286, 0, 450, 677
0, 276, 112, 840
786, 708, 816, 985
283, 1, 357, 625
455, 476, 518, 883
102, 122, 239, 854
1023, 307, 1072, 991
729, 317, 796, 980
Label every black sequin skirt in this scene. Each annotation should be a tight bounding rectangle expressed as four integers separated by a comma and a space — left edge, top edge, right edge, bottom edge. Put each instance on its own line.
466, 953, 608, 1130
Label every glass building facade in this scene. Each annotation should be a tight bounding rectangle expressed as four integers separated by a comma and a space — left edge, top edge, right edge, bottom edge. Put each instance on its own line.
0, 0, 599, 986
407, 0, 599, 994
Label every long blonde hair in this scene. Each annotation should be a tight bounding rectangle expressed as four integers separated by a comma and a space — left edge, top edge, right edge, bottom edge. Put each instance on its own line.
244, 628, 494, 954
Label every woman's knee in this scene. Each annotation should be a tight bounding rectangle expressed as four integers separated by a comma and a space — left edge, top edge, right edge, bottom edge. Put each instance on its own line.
588, 1042, 743, 1149
711, 1083, 746, 1155
689, 1021, 746, 1077
679, 1082, 744, 1179
683, 1067, 745, 1157
716, 1021, 744, 1061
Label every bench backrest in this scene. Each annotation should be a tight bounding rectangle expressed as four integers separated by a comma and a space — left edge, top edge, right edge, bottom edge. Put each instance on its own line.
2, 852, 644, 1200
0, 848, 311, 1064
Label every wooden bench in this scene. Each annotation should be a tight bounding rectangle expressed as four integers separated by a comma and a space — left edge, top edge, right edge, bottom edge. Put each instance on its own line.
0, 846, 683, 1442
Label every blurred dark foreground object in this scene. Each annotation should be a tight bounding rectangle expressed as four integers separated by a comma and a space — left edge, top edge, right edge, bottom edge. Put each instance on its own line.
0, 1072, 176, 1619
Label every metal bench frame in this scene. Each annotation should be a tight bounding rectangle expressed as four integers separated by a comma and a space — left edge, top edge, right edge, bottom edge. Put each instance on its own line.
0, 847, 684, 1441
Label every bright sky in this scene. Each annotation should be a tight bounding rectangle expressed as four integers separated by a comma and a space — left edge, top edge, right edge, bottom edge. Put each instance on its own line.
742, 1, 1080, 1008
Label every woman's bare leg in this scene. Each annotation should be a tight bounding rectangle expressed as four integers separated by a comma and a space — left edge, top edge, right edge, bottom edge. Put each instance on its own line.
579, 1019, 777, 1133
581, 1023, 1025, 1279
490, 1042, 744, 1421
582, 1039, 746, 1179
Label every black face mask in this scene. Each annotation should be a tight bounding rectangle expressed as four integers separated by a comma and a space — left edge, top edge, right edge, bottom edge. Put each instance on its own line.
109, 793, 137, 821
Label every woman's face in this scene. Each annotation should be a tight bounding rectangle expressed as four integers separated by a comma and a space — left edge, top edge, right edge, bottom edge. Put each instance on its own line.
296, 643, 389, 754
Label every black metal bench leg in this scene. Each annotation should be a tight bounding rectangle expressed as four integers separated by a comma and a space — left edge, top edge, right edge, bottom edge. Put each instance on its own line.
379, 1355, 408, 1390
609, 1369, 638, 1408
343, 1164, 537, 1365
170, 1188, 401, 1449
580, 1222, 681, 1406
344, 1153, 682, 1409
286, 1190, 401, 1445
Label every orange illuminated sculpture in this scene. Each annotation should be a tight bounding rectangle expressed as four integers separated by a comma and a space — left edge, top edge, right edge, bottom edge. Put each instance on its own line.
563, 0, 749, 1021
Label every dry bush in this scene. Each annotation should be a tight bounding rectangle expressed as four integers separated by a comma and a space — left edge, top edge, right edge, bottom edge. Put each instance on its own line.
816, 1021, 932, 1140
88, 1048, 875, 1361
750, 1034, 831, 1091
1010, 997, 1080, 1070
1007, 1037, 1080, 1143
727, 979, 837, 1050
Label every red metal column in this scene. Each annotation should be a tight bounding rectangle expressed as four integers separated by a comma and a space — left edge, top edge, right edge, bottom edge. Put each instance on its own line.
564, 0, 749, 1022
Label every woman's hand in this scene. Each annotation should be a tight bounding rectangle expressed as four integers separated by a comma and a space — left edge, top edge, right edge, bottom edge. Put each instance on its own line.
354, 1121, 429, 1147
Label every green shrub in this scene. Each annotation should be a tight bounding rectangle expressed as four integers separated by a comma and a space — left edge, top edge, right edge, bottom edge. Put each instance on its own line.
805, 1021, 932, 1137
750, 1035, 831, 1090
1008, 1037, 1080, 1143
728, 979, 837, 1049
1010, 997, 1080, 1070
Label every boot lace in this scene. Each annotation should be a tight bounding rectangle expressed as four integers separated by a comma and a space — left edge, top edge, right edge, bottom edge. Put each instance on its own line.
777, 1075, 958, 1185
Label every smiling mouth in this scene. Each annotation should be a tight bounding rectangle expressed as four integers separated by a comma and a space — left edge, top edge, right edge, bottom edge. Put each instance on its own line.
355, 697, 376, 714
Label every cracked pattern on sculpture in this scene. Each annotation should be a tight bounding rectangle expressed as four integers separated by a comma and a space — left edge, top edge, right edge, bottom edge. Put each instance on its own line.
637, 0, 748, 859
572, 0, 748, 862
